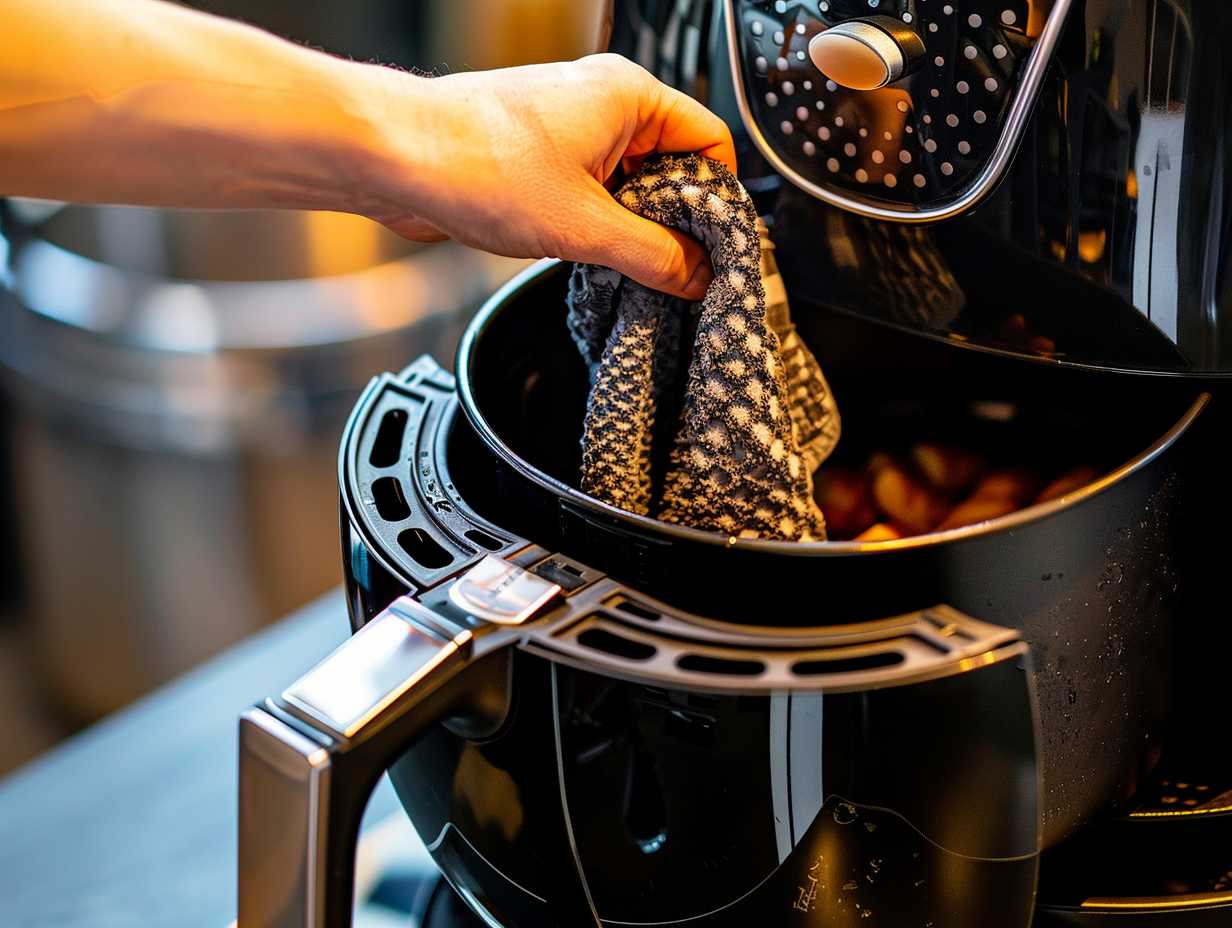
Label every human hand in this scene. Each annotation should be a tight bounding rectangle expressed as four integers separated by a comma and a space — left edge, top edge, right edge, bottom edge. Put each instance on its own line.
348, 54, 736, 299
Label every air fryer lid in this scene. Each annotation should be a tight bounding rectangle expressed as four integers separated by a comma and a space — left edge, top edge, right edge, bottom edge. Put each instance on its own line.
725, 0, 1070, 221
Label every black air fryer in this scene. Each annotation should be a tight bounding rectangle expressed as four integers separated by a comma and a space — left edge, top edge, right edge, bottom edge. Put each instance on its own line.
238, 2, 1232, 925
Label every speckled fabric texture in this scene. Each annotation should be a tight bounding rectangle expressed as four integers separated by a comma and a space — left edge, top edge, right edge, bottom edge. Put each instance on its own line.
567, 153, 840, 541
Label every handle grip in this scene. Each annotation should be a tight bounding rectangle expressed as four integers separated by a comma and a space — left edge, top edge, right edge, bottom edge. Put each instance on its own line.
237, 598, 479, 928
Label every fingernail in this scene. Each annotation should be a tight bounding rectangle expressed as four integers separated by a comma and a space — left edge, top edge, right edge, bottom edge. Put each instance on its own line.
682, 262, 713, 300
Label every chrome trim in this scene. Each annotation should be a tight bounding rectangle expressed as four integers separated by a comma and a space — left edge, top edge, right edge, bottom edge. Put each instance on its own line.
722, 0, 1075, 222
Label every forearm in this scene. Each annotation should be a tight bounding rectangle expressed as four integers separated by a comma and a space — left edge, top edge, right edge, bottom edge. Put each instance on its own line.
0, 0, 414, 213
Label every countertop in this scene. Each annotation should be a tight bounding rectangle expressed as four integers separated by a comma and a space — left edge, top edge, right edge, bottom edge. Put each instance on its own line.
0, 590, 432, 928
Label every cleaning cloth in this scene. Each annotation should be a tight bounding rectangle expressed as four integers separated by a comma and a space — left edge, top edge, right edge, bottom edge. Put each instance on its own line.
567, 153, 839, 541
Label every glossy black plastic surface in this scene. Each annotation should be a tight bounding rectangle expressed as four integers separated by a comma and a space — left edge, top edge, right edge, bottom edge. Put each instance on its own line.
628, 0, 1232, 373
455, 261, 1206, 846
732, 0, 1041, 208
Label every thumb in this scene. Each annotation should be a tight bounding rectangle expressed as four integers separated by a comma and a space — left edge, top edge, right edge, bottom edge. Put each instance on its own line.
571, 188, 713, 300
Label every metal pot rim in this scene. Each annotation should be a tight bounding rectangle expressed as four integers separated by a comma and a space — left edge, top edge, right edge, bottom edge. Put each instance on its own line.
457, 258, 1210, 557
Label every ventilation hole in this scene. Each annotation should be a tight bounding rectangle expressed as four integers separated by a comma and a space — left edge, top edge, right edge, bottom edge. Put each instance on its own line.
464, 528, 502, 551
677, 654, 765, 676
613, 600, 662, 622
397, 528, 453, 569
793, 652, 905, 675
371, 477, 411, 522
369, 409, 407, 467
578, 628, 656, 662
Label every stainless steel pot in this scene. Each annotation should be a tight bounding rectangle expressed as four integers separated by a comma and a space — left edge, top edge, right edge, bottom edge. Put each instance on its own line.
0, 204, 526, 719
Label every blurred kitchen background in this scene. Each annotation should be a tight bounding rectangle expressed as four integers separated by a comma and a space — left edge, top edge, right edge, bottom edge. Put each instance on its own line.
0, 0, 616, 774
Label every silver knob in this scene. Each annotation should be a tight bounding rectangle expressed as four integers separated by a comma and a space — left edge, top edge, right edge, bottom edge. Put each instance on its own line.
807, 16, 926, 91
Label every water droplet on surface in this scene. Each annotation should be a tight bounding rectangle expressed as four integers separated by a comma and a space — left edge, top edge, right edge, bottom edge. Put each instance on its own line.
957, 80, 970, 93
855, 168, 869, 183
834, 801, 858, 824
765, 92, 779, 106
1002, 9, 1017, 25
843, 880, 859, 891
968, 13, 983, 27
782, 80, 796, 95
964, 45, 978, 60
872, 150, 885, 163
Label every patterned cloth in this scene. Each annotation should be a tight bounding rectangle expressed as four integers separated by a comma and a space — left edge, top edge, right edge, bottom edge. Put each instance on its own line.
567, 154, 840, 541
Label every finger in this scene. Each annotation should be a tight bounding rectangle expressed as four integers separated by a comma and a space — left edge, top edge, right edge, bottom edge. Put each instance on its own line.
571, 188, 713, 300
628, 82, 737, 173
381, 216, 450, 243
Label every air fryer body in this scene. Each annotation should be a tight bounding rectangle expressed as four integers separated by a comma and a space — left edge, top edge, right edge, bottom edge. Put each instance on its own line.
615, 0, 1232, 375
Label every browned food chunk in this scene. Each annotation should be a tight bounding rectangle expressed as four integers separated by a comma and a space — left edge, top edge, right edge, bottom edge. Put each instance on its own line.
969, 468, 1041, 505
936, 495, 1019, 531
814, 467, 877, 539
871, 460, 948, 535
910, 442, 985, 494
855, 522, 903, 542
1036, 466, 1100, 503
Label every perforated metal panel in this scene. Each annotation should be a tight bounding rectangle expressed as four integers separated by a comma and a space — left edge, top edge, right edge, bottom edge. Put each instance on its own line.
726, 0, 1072, 220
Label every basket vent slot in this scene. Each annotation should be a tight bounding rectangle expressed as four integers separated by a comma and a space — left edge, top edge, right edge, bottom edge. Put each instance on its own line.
577, 627, 657, 662
677, 654, 765, 677
371, 477, 411, 522
464, 528, 503, 551
397, 528, 453, 570
792, 651, 904, 676
612, 599, 661, 622
370, 409, 408, 467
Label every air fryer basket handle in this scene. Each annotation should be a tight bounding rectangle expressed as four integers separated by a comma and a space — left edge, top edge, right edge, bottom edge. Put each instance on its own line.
237, 597, 489, 928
